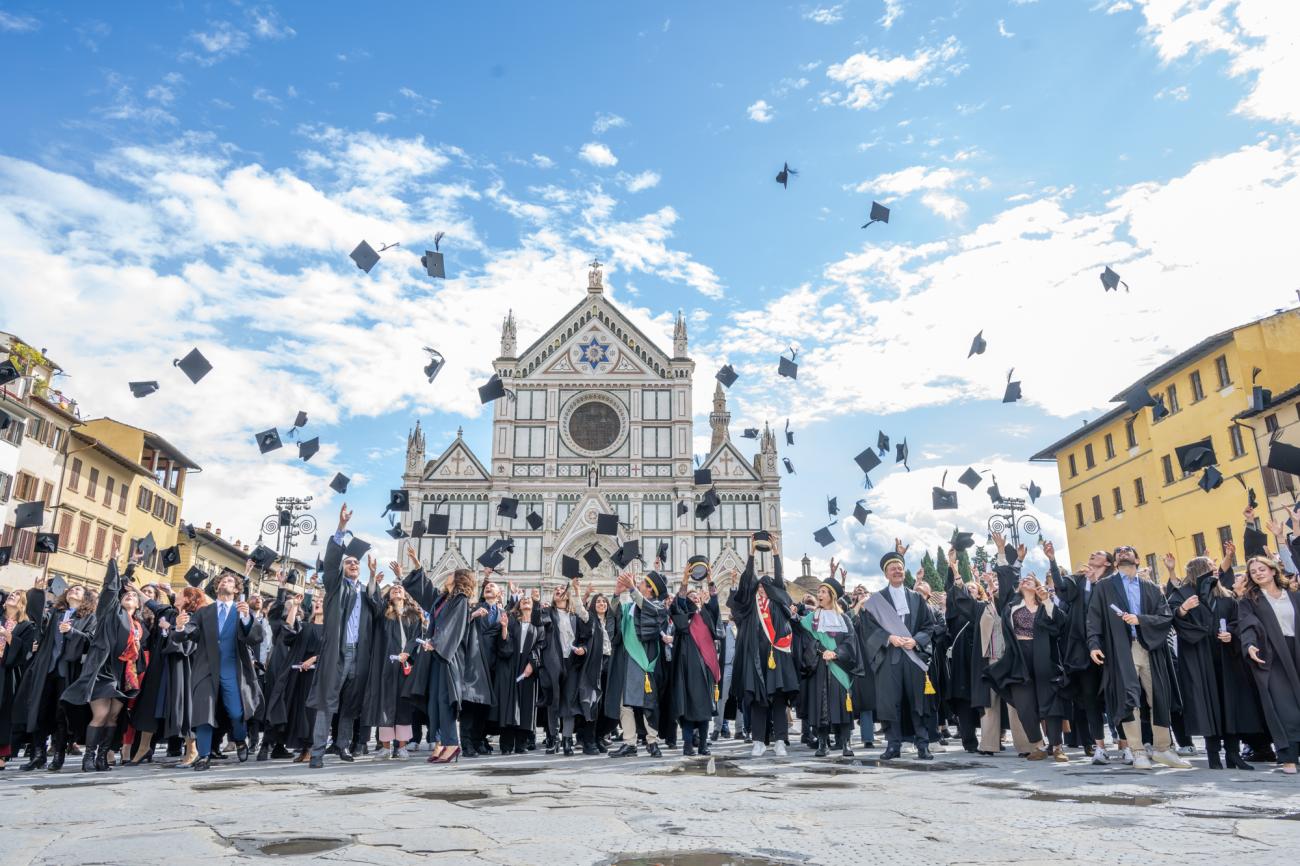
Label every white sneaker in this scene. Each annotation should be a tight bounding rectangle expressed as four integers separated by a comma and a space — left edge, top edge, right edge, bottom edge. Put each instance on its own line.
930, 742, 948, 753
376, 746, 392, 760
1132, 753, 1153, 769
1151, 748, 1192, 769
1092, 749, 1110, 765
1176, 745, 1196, 756
751, 742, 767, 758
394, 747, 410, 760
774, 741, 788, 757
1119, 747, 1134, 765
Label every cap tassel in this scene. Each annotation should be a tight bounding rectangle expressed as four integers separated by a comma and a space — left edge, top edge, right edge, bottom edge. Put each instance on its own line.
924, 674, 936, 696
845, 694, 853, 713
767, 649, 776, 670
714, 685, 721, 702
644, 672, 653, 694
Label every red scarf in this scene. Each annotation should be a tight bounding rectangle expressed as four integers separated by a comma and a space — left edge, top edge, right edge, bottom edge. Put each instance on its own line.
757, 596, 792, 652
118, 619, 142, 692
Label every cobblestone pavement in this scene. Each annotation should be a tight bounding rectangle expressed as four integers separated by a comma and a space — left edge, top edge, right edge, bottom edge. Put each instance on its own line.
3, 738, 1299, 865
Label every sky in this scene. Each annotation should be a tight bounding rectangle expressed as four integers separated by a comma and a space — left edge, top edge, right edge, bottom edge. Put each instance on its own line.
1, 0, 1298, 585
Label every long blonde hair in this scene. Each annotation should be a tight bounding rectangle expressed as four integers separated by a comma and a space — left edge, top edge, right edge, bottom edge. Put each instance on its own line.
4, 589, 30, 623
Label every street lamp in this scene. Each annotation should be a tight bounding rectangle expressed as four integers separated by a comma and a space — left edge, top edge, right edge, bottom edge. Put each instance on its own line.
986, 496, 1041, 549
258, 495, 317, 576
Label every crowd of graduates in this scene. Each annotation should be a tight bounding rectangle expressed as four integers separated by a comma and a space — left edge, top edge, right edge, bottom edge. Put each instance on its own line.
1, 502, 1299, 777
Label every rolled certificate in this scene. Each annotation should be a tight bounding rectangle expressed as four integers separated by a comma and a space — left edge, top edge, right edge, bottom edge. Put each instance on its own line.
1109, 603, 1124, 616
1219, 617, 1228, 633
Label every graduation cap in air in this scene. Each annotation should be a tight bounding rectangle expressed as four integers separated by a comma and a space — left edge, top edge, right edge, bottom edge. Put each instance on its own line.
250, 544, 279, 569
183, 566, 207, 588
695, 488, 721, 521
411, 519, 427, 538
1252, 386, 1272, 412
987, 476, 1004, 504
182, 522, 198, 540
160, 545, 181, 570
525, 510, 543, 531
827, 497, 839, 517
384, 489, 410, 515
421, 232, 447, 279
855, 447, 882, 476
877, 431, 890, 455
1198, 466, 1224, 492
34, 533, 58, 555
778, 348, 798, 380
478, 539, 513, 570
686, 554, 711, 582
775, 161, 797, 188
813, 525, 835, 547
1003, 369, 1022, 404
1151, 393, 1170, 421
783, 458, 795, 474
656, 541, 669, 564
1267, 441, 1300, 476
479, 373, 513, 404
694, 468, 712, 486
1100, 266, 1129, 293
852, 500, 871, 524
329, 473, 350, 494
561, 555, 583, 580
129, 381, 160, 398
350, 240, 382, 273
425, 513, 450, 535
497, 496, 519, 520
1027, 480, 1043, 504
716, 364, 738, 388
958, 467, 982, 490
676, 501, 690, 518
0, 359, 19, 387
968, 330, 987, 358
1243, 523, 1270, 558
344, 536, 372, 560
386, 525, 408, 540
785, 420, 794, 446
422, 348, 445, 383
135, 531, 158, 559
49, 575, 68, 597
0, 409, 11, 430
896, 439, 909, 470
173, 348, 213, 384
1119, 383, 1157, 414
14, 500, 44, 530
862, 201, 889, 228
291, 410, 308, 429
583, 547, 603, 570
932, 472, 957, 510
255, 428, 283, 454
1175, 437, 1218, 472
742, 428, 759, 439
0, 546, 10, 567
950, 529, 976, 552
298, 437, 320, 462
596, 513, 620, 536
613, 539, 641, 569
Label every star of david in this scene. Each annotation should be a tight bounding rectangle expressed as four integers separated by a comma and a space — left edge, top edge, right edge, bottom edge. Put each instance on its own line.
576, 336, 611, 371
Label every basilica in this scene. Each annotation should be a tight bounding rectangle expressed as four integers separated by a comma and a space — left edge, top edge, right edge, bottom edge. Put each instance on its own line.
397, 262, 784, 597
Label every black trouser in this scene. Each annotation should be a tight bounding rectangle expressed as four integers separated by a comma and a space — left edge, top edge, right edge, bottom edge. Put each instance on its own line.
883, 675, 928, 747
1010, 681, 1063, 748
680, 720, 708, 749
1170, 710, 1193, 749
951, 699, 979, 750
1072, 664, 1106, 744
750, 694, 790, 745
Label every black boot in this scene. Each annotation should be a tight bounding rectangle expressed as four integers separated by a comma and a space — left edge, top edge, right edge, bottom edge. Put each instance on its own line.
562, 736, 574, 757
48, 732, 66, 772
82, 727, 102, 773
270, 743, 293, 760
815, 734, 829, 758
1206, 736, 1223, 770
916, 742, 934, 761
608, 743, 637, 758
95, 726, 115, 771
257, 741, 270, 762
20, 742, 48, 771
1225, 739, 1254, 771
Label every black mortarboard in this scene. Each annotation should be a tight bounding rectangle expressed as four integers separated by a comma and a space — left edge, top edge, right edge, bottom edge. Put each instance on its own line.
716, 364, 738, 388
183, 522, 197, 540
293, 410, 308, 428
694, 468, 712, 486
686, 554, 710, 581
1100, 266, 1128, 292
129, 381, 159, 398
676, 501, 689, 518
255, 428, 283, 454
1027, 480, 1042, 503
827, 496, 839, 517
421, 249, 446, 279
896, 438, 909, 469
497, 496, 519, 520
386, 525, 408, 539
1175, 437, 1218, 472
958, 467, 982, 489
1267, 441, 1300, 476
932, 472, 957, 510
478, 545, 507, 570
813, 525, 835, 547
1120, 384, 1157, 414
385, 489, 410, 514
987, 477, 1003, 504
0, 409, 10, 430
1244, 523, 1269, 558
656, 541, 669, 563
478, 373, 507, 404
1251, 386, 1272, 412
1198, 466, 1224, 492
173, 348, 213, 384
160, 545, 181, 569
344, 536, 371, 560
596, 513, 619, 536
34, 532, 58, 554
0, 359, 18, 387
583, 547, 603, 569
561, 555, 582, 579
184, 565, 207, 588
1248, 487, 1259, 509
1151, 394, 1170, 421
855, 447, 882, 475
329, 472, 350, 494
49, 575, 68, 596
425, 513, 450, 535
250, 544, 278, 569
695, 488, 721, 521
968, 331, 987, 358
136, 531, 157, 558
742, 428, 759, 439
778, 350, 798, 380
862, 201, 890, 228
14, 500, 44, 530
877, 431, 890, 455
412, 519, 427, 538
0, 546, 10, 566
1003, 369, 1022, 403
617, 539, 641, 566
783, 458, 795, 474
852, 500, 871, 524
298, 437, 320, 462
775, 161, 796, 188
785, 420, 794, 446
950, 529, 975, 551
423, 348, 445, 383
350, 240, 380, 273
525, 510, 543, 531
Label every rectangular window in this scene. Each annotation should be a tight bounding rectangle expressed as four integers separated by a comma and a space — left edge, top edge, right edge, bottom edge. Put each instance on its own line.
1, 419, 22, 445
118, 484, 128, 513
1215, 354, 1231, 388
506, 536, 543, 573
1084, 444, 1096, 470
1112, 487, 1123, 514
59, 513, 72, 546
92, 526, 107, 561
1146, 553, 1159, 582
152, 495, 165, 519
1217, 525, 1233, 549
41, 481, 51, 504
643, 536, 672, 570
25, 416, 43, 442
1229, 424, 1246, 458
86, 467, 99, 500
137, 487, 152, 511
1162, 455, 1175, 484
0, 471, 10, 502
1075, 503, 1085, 528
642, 502, 672, 531
504, 499, 542, 531
1190, 370, 1205, 402
514, 390, 546, 421
555, 500, 576, 529
1068, 455, 1078, 477
14, 471, 39, 501
1166, 384, 1180, 414
75, 519, 91, 555
164, 502, 178, 526
1192, 532, 1207, 557
1091, 495, 1103, 521
1125, 418, 1137, 449
1135, 477, 1147, 505
694, 536, 724, 565
641, 426, 671, 458
513, 426, 545, 458
1263, 467, 1296, 498
1104, 434, 1115, 460
110, 532, 122, 560
1265, 413, 1279, 433
641, 390, 671, 421
103, 476, 114, 506
68, 458, 82, 491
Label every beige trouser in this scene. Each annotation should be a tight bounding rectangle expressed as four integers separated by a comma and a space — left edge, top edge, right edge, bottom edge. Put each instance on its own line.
978, 693, 1034, 753
1120, 640, 1172, 751
620, 705, 658, 746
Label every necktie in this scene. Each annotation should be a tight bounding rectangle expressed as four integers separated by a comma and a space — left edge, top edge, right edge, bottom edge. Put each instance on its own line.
218, 603, 228, 632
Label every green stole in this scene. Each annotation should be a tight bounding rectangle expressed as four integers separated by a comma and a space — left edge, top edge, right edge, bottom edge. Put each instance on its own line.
621, 601, 658, 692
799, 612, 852, 692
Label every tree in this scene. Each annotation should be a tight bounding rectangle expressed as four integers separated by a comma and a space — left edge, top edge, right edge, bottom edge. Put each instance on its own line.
956, 549, 974, 582
904, 568, 915, 589
972, 545, 990, 573
920, 551, 938, 590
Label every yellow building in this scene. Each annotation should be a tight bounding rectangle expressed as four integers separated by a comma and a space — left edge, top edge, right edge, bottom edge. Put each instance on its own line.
45, 432, 151, 587
77, 418, 201, 587
1031, 307, 1300, 579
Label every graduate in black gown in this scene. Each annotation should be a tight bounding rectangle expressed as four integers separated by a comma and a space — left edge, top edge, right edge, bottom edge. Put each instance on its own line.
987, 572, 1069, 761
669, 576, 721, 756
1238, 554, 1300, 775
364, 581, 424, 759
1050, 544, 1111, 761
458, 576, 503, 757
491, 593, 541, 755
572, 589, 613, 754
1164, 555, 1223, 757
283, 598, 325, 761
538, 582, 582, 755
798, 576, 861, 757
605, 568, 671, 759
126, 582, 182, 764
1196, 545, 1263, 769
0, 588, 38, 770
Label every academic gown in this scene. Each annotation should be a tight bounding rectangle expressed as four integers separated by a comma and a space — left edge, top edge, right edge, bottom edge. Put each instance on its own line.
799, 608, 862, 730
363, 609, 422, 728
572, 605, 610, 723
1165, 579, 1222, 737
669, 592, 721, 724
602, 583, 670, 719
13, 592, 93, 735
1202, 569, 1263, 737
170, 601, 265, 729
847, 608, 877, 715
459, 603, 496, 709
986, 599, 1070, 719
1085, 573, 1176, 727
282, 621, 325, 748
726, 555, 800, 709
859, 586, 942, 725
490, 618, 541, 729
537, 607, 581, 719
306, 537, 380, 719
62, 560, 144, 706
1238, 588, 1300, 749
0, 618, 37, 747
130, 601, 178, 734
264, 610, 305, 729
401, 568, 470, 717
948, 590, 998, 711
944, 572, 977, 709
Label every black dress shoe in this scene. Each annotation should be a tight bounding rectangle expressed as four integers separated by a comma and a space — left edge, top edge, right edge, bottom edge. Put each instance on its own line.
237, 743, 250, 763
256, 743, 270, 762
646, 743, 662, 758
309, 755, 324, 769
1226, 753, 1255, 770
338, 749, 354, 763
270, 744, 293, 760
192, 757, 211, 772
582, 742, 600, 755
916, 743, 934, 760
841, 746, 855, 758
608, 744, 638, 758
699, 742, 711, 756
880, 744, 901, 760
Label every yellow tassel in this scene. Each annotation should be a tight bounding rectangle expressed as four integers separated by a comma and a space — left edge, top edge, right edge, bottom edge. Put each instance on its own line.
845, 695, 853, 713
714, 685, 720, 701
767, 649, 776, 670
924, 674, 936, 696
644, 673, 652, 694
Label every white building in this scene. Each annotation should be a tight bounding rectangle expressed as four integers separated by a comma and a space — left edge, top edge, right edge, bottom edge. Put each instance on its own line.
398, 262, 783, 597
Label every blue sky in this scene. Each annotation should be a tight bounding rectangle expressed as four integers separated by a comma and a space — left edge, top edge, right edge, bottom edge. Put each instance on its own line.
2, 1, 1298, 581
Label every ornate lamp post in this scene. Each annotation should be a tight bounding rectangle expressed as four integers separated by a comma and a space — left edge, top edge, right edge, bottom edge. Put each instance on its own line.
256, 496, 317, 593
986, 496, 1041, 549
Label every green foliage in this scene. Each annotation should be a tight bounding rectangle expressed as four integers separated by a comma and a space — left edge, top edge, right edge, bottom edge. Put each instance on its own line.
957, 549, 974, 582
903, 568, 915, 589
972, 545, 990, 573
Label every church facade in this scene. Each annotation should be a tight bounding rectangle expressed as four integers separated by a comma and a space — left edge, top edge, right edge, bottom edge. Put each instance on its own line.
398, 262, 783, 597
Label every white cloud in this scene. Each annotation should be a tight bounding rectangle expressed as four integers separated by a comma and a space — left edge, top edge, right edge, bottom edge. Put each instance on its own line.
1107, 1, 1134, 12
998, 18, 1015, 38
592, 113, 628, 134
746, 99, 775, 123
804, 5, 844, 24
624, 170, 661, 192
853, 164, 970, 218
374, 111, 395, 124
880, 0, 904, 29
252, 87, 282, 108
397, 86, 440, 116
578, 142, 618, 167
825, 37, 962, 110
248, 7, 296, 39
531, 153, 555, 169
1156, 84, 1191, 101
76, 20, 110, 51
0, 11, 39, 32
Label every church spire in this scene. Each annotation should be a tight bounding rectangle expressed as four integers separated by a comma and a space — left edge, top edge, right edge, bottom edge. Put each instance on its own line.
673, 309, 688, 358
405, 420, 426, 478
500, 309, 517, 357
709, 381, 730, 452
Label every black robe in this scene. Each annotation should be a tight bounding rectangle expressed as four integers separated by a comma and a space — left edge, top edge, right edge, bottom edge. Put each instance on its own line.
1202, 569, 1263, 737
401, 568, 470, 714
1237, 588, 1300, 749
847, 607, 877, 714
490, 617, 540, 729
669, 592, 721, 724
306, 537, 380, 718
282, 621, 325, 748
1085, 573, 1175, 727
130, 601, 181, 735
1166, 578, 1221, 737
264, 609, 306, 729
799, 609, 861, 729
0, 618, 36, 746
363, 608, 422, 727
859, 586, 942, 724
948, 589, 1000, 710
986, 599, 1069, 719
538, 607, 581, 718
602, 584, 670, 719
62, 560, 144, 706
13, 591, 93, 734
459, 603, 497, 709
572, 604, 611, 723
727, 554, 800, 709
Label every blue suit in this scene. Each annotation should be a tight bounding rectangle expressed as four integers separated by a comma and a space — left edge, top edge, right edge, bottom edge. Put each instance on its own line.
196, 602, 249, 757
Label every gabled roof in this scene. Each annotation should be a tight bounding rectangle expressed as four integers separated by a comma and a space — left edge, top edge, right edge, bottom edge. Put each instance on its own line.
512, 294, 676, 380
423, 436, 491, 482
700, 439, 761, 482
